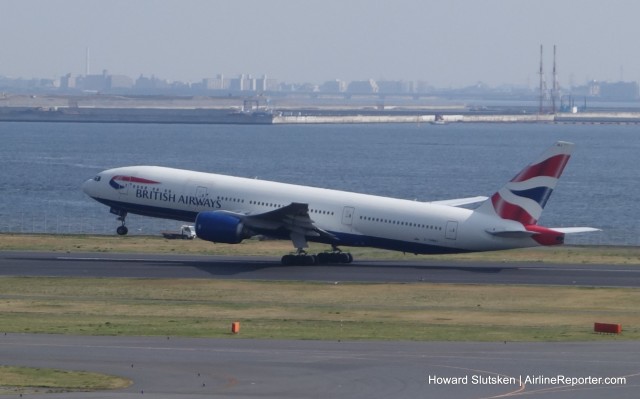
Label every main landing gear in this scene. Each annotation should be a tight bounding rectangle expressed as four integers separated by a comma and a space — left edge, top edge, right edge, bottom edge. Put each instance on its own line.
280, 246, 353, 266
281, 250, 317, 266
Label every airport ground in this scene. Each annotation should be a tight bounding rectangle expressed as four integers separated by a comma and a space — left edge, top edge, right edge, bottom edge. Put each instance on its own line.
1, 233, 639, 342
1, 234, 639, 397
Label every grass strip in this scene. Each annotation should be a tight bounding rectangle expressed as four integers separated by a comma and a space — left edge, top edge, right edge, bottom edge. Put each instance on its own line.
0, 277, 638, 341
0, 366, 131, 394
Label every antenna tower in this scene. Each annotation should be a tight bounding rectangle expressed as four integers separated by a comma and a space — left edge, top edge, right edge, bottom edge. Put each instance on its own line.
551, 45, 559, 114
86, 47, 90, 76
538, 45, 547, 114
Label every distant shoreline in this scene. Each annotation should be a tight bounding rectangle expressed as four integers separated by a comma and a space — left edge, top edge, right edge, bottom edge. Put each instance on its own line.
2, 106, 640, 125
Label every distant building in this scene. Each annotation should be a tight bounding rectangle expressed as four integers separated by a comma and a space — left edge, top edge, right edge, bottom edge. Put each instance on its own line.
320, 79, 346, 93
229, 74, 255, 91
255, 75, 268, 92
377, 80, 408, 94
587, 80, 600, 96
60, 73, 77, 89
108, 74, 133, 89
347, 79, 378, 93
254, 75, 278, 92
134, 75, 171, 90
599, 81, 639, 100
201, 74, 227, 90
265, 77, 279, 91
415, 81, 433, 93
80, 70, 110, 91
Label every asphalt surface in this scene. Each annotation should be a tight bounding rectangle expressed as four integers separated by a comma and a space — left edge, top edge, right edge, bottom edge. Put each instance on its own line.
1, 334, 639, 398
1, 251, 640, 287
1, 251, 639, 398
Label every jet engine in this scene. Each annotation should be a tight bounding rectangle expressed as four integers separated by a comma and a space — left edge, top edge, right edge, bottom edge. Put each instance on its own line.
195, 211, 249, 244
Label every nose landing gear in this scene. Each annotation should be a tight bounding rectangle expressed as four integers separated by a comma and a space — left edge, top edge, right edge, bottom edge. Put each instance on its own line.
112, 210, 128, 236
116, 223, 128, 236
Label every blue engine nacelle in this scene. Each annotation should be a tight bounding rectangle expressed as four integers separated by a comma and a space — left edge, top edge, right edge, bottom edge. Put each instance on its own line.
195, 211, 247, 244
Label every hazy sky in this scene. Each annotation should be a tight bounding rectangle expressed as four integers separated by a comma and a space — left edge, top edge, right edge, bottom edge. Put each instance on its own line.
1, 0, 638, 88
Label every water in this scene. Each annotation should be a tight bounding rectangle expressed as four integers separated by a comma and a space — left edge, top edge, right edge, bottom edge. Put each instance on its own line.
0, 121, 637, 246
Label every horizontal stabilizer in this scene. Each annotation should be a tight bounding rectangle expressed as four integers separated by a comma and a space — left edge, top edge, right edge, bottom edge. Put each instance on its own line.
487, 226, 600, 237
431, 196, 488, 207
485, 228, 537, 238
549, 227, 601, 234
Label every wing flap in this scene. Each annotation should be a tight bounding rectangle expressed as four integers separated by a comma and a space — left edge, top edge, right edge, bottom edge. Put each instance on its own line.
241, 202, 337, 247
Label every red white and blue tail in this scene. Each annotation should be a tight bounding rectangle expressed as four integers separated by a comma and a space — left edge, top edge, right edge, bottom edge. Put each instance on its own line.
478, 141, 572, 225
478, 141, 599, 246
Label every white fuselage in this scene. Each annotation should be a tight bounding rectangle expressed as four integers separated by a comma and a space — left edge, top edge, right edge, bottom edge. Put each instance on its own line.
83, 166, 538, 254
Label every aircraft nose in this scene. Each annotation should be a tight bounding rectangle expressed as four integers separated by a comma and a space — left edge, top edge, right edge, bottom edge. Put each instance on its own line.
82, 178, 96, 196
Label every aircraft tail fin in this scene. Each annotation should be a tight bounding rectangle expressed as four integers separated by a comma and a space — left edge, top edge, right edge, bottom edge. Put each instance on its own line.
477, 141, 573, 225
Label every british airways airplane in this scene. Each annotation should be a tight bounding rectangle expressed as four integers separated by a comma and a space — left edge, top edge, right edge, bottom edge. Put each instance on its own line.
82, 141, 598, 265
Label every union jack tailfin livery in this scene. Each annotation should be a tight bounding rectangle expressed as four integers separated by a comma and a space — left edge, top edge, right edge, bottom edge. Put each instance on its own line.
477, 141, 597, 246
479, 141, 572, 225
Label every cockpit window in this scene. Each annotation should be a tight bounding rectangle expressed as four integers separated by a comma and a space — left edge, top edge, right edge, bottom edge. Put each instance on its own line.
93, 175, 101, 182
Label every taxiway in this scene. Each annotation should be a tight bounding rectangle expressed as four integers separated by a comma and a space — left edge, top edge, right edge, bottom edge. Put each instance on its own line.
1, 334, 639, 398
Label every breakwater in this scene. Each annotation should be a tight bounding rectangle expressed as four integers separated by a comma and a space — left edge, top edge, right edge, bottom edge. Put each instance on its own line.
0, 106, 272, 124
272, 114, 555, 124
1, 106, 640, 124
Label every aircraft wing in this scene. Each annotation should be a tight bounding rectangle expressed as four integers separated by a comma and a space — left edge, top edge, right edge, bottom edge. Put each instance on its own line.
429, 196, 488, 207
219, 202, 337, 247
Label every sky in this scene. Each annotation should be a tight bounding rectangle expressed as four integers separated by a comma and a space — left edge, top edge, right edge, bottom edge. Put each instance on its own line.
1, 0, 639, 88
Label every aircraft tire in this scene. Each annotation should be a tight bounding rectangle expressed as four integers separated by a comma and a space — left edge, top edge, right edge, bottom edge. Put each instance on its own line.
317, 252, 331, 264
281, 255, 293, 266
316, 252, 354, 264
116, 226, 128, 236
281, 254, 317, 266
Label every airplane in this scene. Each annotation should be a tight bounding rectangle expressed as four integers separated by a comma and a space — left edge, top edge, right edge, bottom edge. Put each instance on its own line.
82, 141, 598, 265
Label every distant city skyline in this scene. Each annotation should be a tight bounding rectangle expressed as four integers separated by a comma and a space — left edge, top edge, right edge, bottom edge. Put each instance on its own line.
2, 0, 640, 88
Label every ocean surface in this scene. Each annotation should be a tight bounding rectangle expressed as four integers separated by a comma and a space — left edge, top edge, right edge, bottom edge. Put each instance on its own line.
0, 121, 637, 246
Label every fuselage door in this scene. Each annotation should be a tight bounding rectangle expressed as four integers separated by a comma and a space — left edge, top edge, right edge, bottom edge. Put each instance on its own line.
184, 181, 212, 211
445, 220, 458, 240
193, 185, 209, 210
117, 175, 134, 196
342, 206, 355, 226
195, 185, 208, 200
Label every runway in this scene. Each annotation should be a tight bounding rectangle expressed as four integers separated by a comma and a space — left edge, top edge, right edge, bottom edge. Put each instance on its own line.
1, 251, 640, 287
1, 251, 639, 398
1, 334, 639, 399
